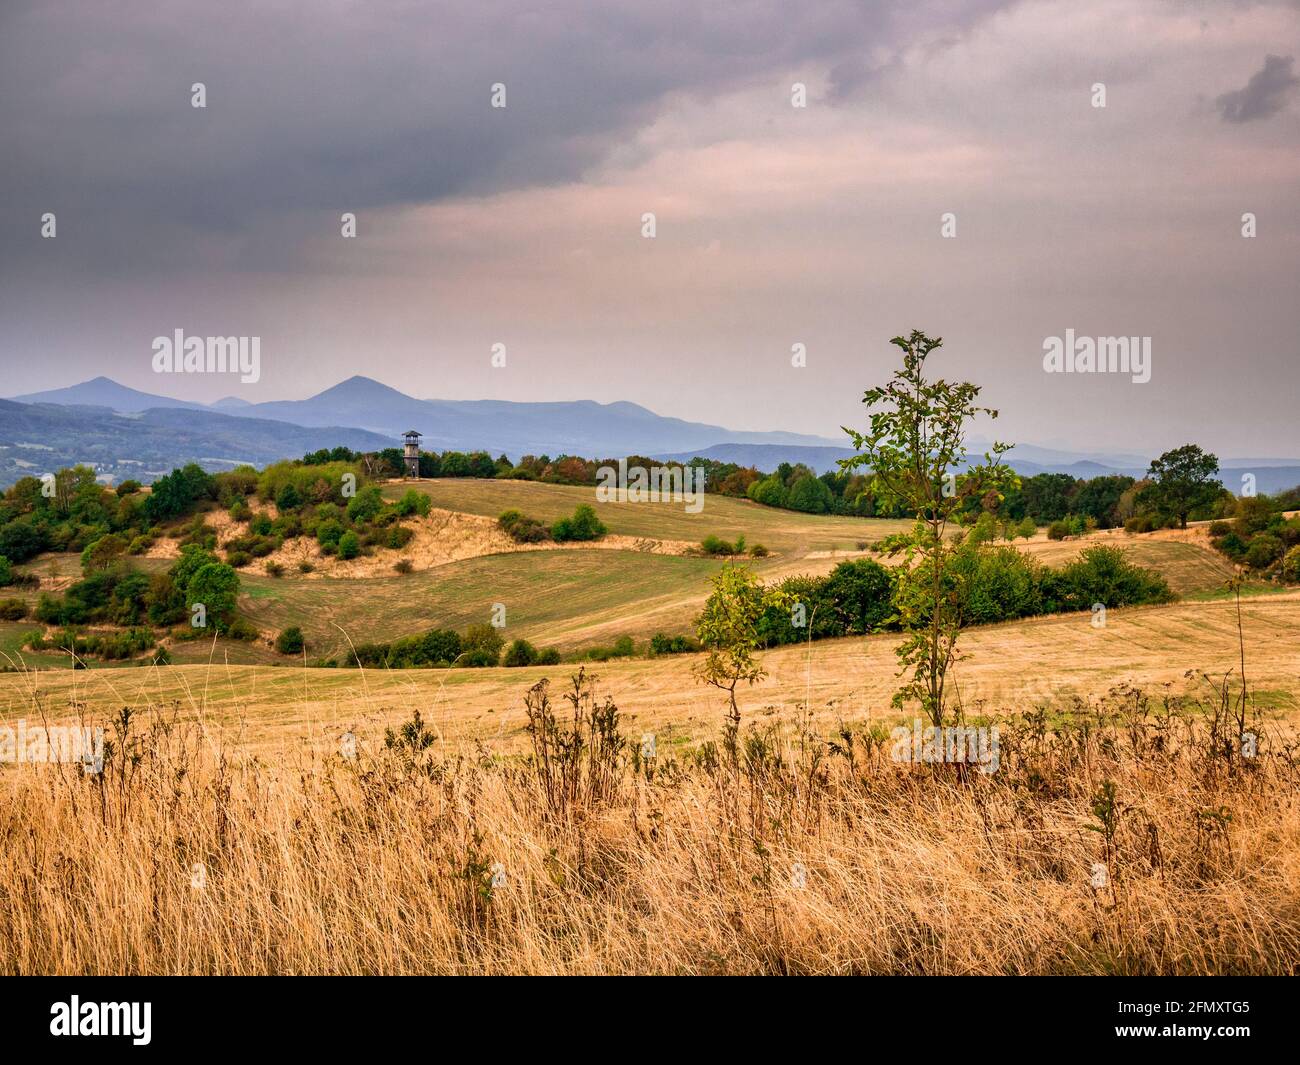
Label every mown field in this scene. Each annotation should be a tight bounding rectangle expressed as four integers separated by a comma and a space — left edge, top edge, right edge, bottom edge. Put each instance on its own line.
5, 479, 1277, 667
4, 591, 1296, 756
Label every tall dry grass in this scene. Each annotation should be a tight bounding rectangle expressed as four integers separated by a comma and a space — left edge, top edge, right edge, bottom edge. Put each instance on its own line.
2, 671, 1298, 974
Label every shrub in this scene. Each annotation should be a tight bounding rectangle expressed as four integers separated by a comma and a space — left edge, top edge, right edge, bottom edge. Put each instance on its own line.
1281, 546, 1300, 584
460, 623, 504, 667
275, 484, 303, 511
1124, 513, 1159, 534
1208, 520, 1232, 537
749, 543, 769, 558
650, 632, 701, 655
535, 647, 562, 665
952, 545, 1042, 625
1038, 546, 1173, 613
499, 509, 551, 543
275, 626, 305, 655
393, 559, 413, 574
297, 561, 315, 574
0, 598, 27, 620
551, 504, 606, 543
386, 525, 415, 549
392, 489, 431, 518
346, 486, 386, 525
1243, 533, 1283, 570
1016, 516, 1037, 539
1047, 520, 1071, 541
127, 535, 154, 555
265, 561, 284, 578
700, 535, 736, 556
503, 638, 538, 667
821, 558, 895, 634
337, 531, 361, 560
115, 479, 142, 496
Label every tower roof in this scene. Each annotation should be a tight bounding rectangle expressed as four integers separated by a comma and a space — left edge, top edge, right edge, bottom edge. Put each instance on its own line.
403, 429, 422, 438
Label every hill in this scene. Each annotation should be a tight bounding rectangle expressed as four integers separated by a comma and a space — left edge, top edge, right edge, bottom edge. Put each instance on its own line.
0, 400, 393, 487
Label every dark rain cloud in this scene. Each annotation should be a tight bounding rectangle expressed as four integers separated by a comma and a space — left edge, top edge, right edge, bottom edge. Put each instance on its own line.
0, 0, 1009, 277
1215, 53, 1298, 122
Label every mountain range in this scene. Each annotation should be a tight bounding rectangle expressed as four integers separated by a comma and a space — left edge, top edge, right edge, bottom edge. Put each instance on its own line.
4, 376, 1298, 494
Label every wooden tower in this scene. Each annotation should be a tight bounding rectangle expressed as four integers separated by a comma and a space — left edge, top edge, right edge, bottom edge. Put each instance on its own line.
402, 430, 422, 478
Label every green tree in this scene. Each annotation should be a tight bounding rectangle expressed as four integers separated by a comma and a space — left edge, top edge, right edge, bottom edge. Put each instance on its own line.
80, 533, 127, 575
1141, 445, 1221, 528
693, 564, 787, 757
840, 330, 1013, 728
171, 544, 220, 593
786, 474, 834, 514
186, 562, 240, 627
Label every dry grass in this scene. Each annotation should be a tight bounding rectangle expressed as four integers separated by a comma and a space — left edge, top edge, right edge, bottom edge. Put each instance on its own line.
3, 668, 1299, 975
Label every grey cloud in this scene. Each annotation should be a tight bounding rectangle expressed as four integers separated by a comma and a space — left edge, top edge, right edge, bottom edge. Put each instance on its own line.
0, 0, 1010, 277
1215, 53, 1298, 121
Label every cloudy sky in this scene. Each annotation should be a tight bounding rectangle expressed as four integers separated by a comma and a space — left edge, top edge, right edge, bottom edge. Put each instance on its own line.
2, 0, 1297, 457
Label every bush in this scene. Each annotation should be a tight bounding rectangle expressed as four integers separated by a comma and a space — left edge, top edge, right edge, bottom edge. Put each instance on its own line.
1047, 520, 1070, 541
297, 561, 315, 574
1244, 533, 1283, 569
337, 531, 361, 560
650, 632, 701, 655
551, 504, 606, 543
0, 598, 27, 620
1124, 513, 1160, 534
1038, 546, 1173, 613
953, 545, 1042, 626
346, 486, 386, 525
749, 543, 769, 558
461, 623, 504, 667
275, 626, 305, 655
392, 489, 431, 518
275, 484, 303, 511
1208, 520, 1232, 537
265, 561, 284, 578
499, 509, 552, 543
1281, 546, 1300, 584
386, 525, 415, 549
535, 647, 562, 665
821, 558, 895, 634
700, 535, 736, 556
503, 638, 538, 667
393, 559, 413, 574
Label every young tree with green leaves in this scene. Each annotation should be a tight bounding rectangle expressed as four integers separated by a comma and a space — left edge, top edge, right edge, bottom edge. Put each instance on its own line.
840, 330, 1014, 728
694, 564, 787, 760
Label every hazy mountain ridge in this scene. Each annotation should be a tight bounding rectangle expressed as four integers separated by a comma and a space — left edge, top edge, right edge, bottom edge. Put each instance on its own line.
0, 400, 393, 488
6, 377, 1298, 494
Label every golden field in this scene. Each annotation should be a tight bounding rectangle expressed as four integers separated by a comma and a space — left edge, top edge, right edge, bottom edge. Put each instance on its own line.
2, 481, 1298, 974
